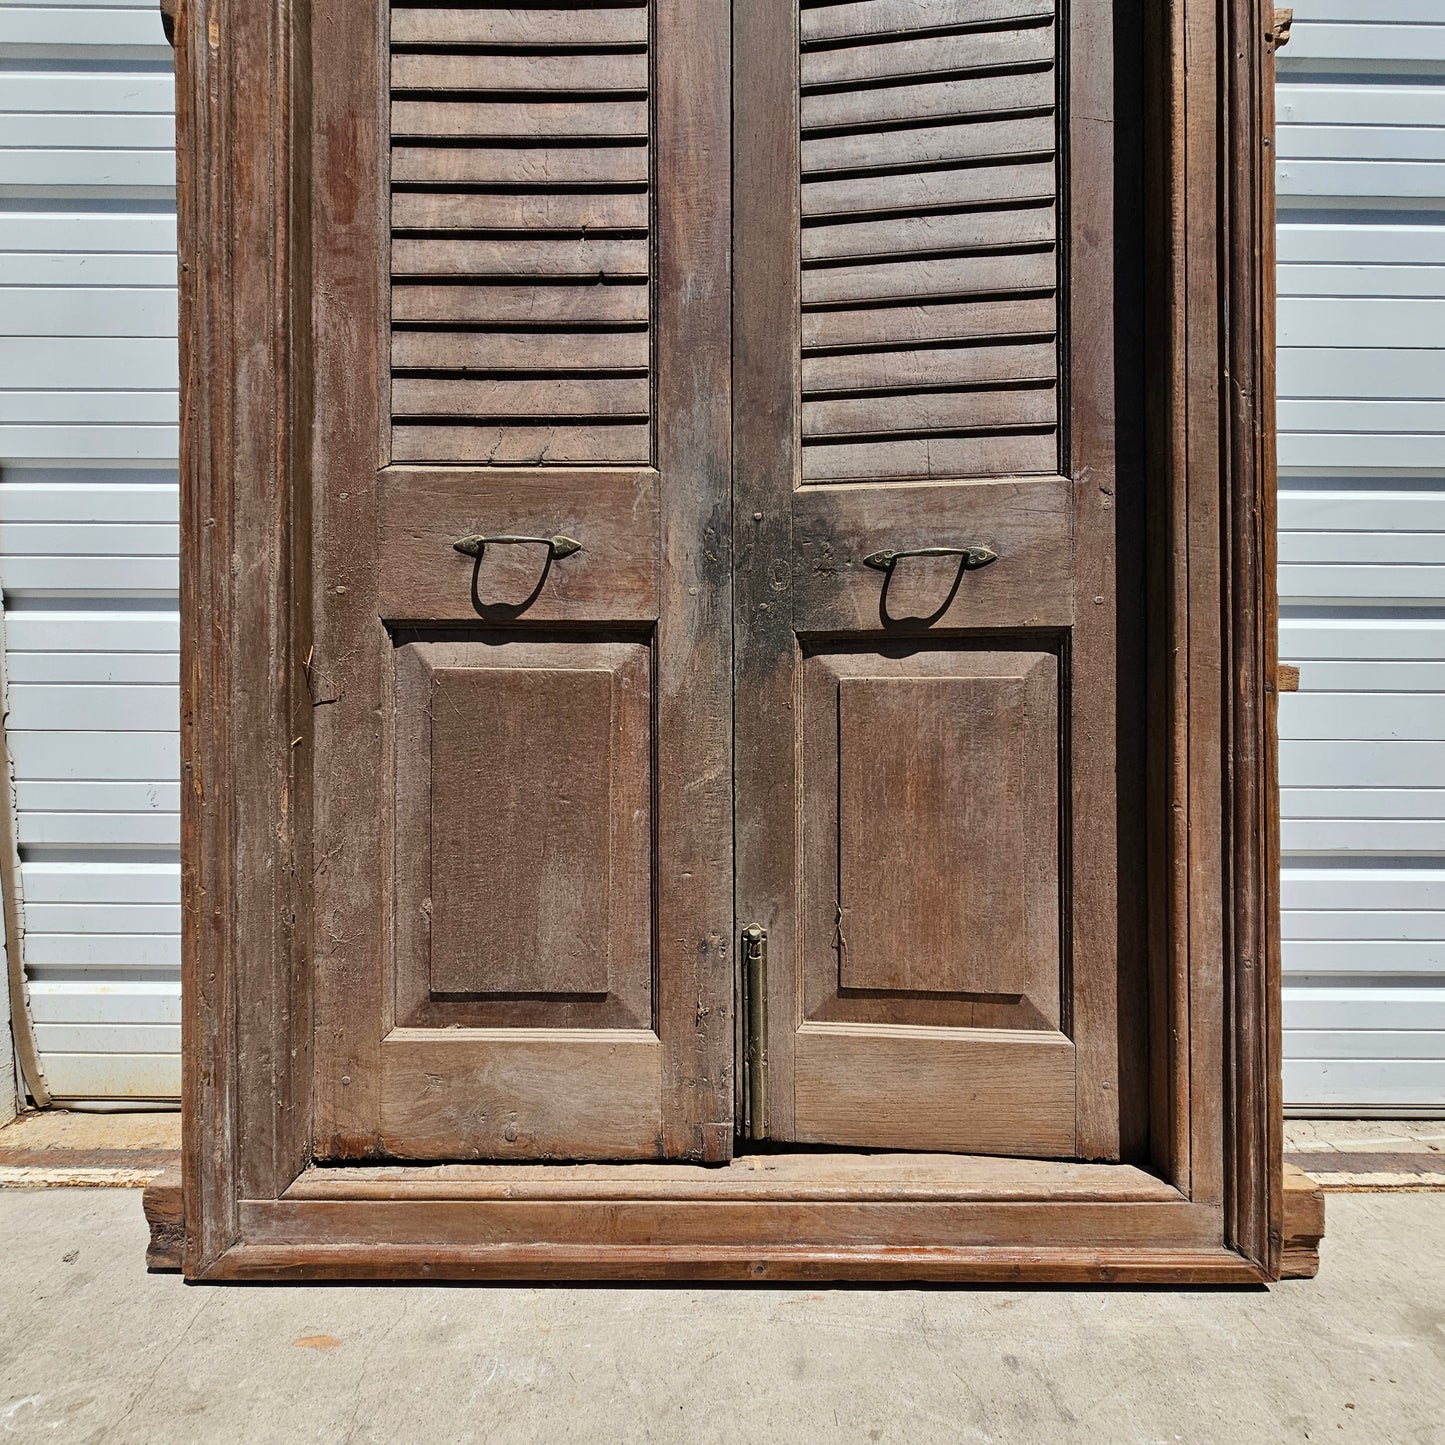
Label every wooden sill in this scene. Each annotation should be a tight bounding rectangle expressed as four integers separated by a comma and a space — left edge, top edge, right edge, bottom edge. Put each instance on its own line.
282, 1151, 1184, 1204
145, 1152, 1282, 1284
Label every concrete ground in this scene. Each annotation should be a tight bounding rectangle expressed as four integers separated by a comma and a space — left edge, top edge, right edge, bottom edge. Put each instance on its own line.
0, 1188, 1441, 1444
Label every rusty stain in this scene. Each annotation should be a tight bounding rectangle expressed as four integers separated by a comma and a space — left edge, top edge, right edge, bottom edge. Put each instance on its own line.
292, 1335, 343, 1352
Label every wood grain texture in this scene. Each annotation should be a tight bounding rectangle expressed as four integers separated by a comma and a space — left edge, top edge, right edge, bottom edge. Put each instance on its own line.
791, 477, 1073, 635
801, 70, 1054, 132
392, 191, 648, 233
1063, 0, 1127, 1161
391, 144, 649, 187
390, 52, 647, 95
1182, 0, 1227, 1211
803, 207, 1056, 265
387, 7, 654, 465
800, 249, 1056, 307
1227, 0, 1286, 1275
191, 1241, 1266, 1284
801, 1, 1055, 46
142, 1169, 183, 1270
800, 23, 1052, 89
392, 423, 651, 465
236, 1191, 1226, 1254
1142, 0, 1192, 1193
305, 0, 727, 1170
803, 339, 1056, 395
798, 5, 1059, 483
391, 329, 648, 370
1281, 1163, 1324, 1279
391, 7, 649, 49
390, 283, 648, 326
801, 163, 1056, 224
793, 1025, 1076, 1156
283, 1152, 1181, 1202
391, 99, 648, 141
803, 386, 1057, 439
652, 0, 735, 1159
174, 0, 315, 1274
392, 638, 652, 1033
379, 1031, 663, 1162
803, 116, 1056, 179
731, 0, 803, 1143
305, 0, 387, 1164
391, 236, 649, 281
392, 376, 649, 420
836, 669, 1053, 996
804, 295, 1056, 352
375, 468, 659, 625
428, 666, 613, 996
800, 648, 1062, 1041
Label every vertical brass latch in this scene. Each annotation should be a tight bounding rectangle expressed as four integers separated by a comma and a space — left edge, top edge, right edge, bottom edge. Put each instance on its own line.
742, 925, 768, 1141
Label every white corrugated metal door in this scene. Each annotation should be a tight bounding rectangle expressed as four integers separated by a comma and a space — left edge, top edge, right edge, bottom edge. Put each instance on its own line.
0, 0, 180, 1101
1277, 1, 1445, 1111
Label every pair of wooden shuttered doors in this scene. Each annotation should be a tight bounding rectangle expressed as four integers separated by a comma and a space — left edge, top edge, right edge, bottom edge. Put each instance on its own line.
311, 0, 1137, 1167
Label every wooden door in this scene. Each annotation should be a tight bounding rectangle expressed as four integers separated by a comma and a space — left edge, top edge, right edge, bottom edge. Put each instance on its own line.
733, 0, 1146, 1159
307, 0, 734, 1163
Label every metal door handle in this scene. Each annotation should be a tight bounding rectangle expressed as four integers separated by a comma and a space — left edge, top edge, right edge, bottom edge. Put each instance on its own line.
863, 544, 997, 573
452, 533, 582, 560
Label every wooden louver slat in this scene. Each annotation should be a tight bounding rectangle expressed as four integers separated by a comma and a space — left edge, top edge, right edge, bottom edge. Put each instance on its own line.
798, 3, 1060, 482
389, 3, 653, 465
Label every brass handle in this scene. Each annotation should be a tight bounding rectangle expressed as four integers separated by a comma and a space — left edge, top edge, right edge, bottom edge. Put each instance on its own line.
863, 544, 997, 573
452, 533, 582, 561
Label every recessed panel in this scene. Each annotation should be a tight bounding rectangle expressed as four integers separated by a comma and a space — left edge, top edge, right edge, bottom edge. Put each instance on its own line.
393, 636, 652, 1030
429, 665, 612, 997
838, 674, 1032, 996
802, 644, 1061, 1031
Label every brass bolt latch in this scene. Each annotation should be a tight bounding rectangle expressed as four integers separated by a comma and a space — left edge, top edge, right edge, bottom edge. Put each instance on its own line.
742, 925, 768, 1142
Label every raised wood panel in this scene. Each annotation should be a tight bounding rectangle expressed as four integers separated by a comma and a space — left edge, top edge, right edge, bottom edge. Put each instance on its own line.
837, 664, 1057, 999
804, 646, 1061, 1031
797, 4, 1059, 483
429, 666, 612, 997
388, 1, 653, 464
393, 638, 652, 1033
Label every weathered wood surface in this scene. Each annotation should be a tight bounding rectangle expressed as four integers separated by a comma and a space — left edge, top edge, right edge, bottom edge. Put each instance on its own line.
142, 1169, 183, 1271
391, 639, 653, 1033
797, 2, 1060, 484
163, 0, 1288, 1282
1280, 1163, 1325, 1279
388, 10, 654, 463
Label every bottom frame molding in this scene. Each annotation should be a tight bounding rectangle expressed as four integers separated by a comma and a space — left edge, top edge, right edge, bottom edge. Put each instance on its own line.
144, 1152, 1285, 1284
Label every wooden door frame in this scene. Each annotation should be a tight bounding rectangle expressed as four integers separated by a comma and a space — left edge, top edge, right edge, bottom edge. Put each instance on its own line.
155, 0, 1286, 1282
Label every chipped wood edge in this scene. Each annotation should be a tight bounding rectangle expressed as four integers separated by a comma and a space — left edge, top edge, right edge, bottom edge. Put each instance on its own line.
143, 1169, 185, 1271
1280, 1163, 1324, 1279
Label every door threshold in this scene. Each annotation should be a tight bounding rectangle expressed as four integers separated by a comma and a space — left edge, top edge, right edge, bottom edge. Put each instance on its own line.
144, 1151, 1265, 1283
285, 1151, 1182, 1203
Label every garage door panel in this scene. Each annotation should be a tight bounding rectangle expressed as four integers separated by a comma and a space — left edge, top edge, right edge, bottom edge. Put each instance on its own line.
1286, 908, 1445, 940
